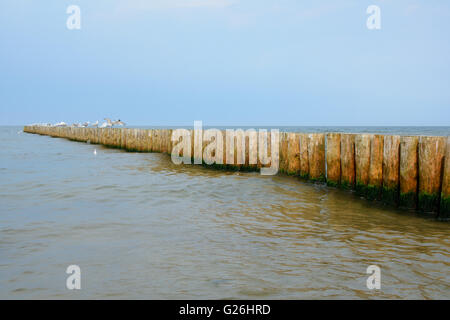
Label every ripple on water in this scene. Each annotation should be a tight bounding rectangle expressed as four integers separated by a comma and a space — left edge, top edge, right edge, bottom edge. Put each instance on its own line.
0, 126, 449, 299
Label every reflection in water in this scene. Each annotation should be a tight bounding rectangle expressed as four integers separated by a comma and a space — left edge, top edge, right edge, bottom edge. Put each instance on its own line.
0, 126, 449, 299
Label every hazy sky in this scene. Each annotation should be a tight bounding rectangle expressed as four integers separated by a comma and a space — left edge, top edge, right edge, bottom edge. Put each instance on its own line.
1, 0, 449, 126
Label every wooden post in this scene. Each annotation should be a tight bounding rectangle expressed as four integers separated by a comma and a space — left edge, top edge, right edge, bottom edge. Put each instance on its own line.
287, 133, 300, 175
160, 130, 166, 154
308, 133, 325, 182
278, 133, 289, 174
140, 129, 148, 152
299, 134, 309, 179
382, 135, 400, 205
418, 136, 446, 213
135, 129, 142, 151
141, 129, 147, 152
326, 133, 341, 187
340, 134, 355, 189
399, 136, 419, 209
148, 129, 154, 152
110, 128, 116, 147
440, 136, 450, 219
119, 129, 125, 149
221, 130, 227, 169
124, 129, 130, 151
355, 134, 372, 196
154, 129, 159, 152
367, 134, 384, 200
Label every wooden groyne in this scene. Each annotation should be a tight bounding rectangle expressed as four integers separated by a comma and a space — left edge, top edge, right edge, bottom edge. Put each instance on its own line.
23, 126, 450, 220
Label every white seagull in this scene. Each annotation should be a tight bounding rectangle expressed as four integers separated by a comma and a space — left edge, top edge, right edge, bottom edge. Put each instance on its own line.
113, 119, 126, 126
99, 118, 113, 128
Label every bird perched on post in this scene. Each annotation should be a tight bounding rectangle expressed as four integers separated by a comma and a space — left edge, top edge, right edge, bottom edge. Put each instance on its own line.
99, 118, 113, 128
113, 119, 126, 126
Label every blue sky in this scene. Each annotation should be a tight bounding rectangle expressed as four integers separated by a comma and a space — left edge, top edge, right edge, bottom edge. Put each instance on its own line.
0, 0, 449, 126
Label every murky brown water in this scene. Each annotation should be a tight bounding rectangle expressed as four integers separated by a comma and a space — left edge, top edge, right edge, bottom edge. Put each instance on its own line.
0, 127, 449, 299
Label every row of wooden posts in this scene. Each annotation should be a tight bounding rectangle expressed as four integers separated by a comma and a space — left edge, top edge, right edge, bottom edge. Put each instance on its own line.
23, 126, 450, 219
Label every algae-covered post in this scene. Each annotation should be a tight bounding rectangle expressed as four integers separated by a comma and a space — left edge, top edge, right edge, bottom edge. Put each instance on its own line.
326, 133, 341, 187
299, 134, 309, 179
399, 136, 419, 209
418, 136, 446, 214
440, 136, 450, 219
278, 133, 289, 174
340, 133, 355, 189
367, 134, 384, 200
382, 135, 400, 206
355, 134, 372, 196
287, 133, 300, 176
307, 134, 325, 182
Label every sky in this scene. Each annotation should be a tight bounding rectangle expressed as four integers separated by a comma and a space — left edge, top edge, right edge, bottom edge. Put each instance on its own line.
0, 0, 449, 126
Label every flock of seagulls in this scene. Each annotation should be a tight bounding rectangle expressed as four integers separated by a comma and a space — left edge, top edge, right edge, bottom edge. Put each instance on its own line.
30, 118, 126, 128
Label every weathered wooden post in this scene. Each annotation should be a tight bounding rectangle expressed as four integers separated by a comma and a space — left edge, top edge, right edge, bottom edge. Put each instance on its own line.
124, 129, 131, 151
440, 136, 450, 219
140, 129, 146, 152
257, 130, 267, 171
299, 134, 309, 179
134, 129, 140, 152
308, 133, 325, 182
163, 130, 169, 154
399, 136, 419, 209
326, 133, 341, 187
340, 133, 355, 189
96, 128, 101, 144
140, 129, 148, 152
134, 129, 140, 151
418, 136, 446, 213
355, 134, 372, 196
382, 135, 400, 205
221, 130, 227, 169
287, 133, 300, 176
367, 134, 384, 200
117, 128, 122, 148
150, 129, 155, 152
279, 132, 289, 174
109, 128, 115, 147
168, 129, 173, 154
100, 128, 106, 145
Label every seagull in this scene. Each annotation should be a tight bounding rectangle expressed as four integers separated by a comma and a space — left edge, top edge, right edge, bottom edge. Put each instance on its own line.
104, 118, 113, 127
81, 122, 90, 127
99, 118, 113, 128
113, 119, 126, 126
91, 120, 99, 127
54, 122, 67, 127
94, 149, 97, 155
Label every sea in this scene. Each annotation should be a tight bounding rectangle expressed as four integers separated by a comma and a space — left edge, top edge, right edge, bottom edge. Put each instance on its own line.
0, 126, 449, 299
